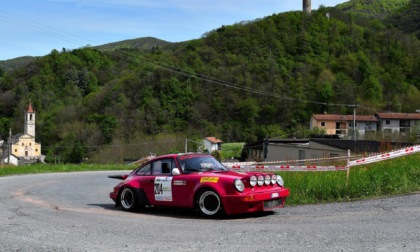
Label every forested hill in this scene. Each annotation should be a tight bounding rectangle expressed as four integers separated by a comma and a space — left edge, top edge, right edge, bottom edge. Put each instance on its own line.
0, 0, 419, 163
336, 0, 409, 18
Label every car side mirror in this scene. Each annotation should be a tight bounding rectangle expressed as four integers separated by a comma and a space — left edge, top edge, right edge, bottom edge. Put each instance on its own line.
172, 168, 181, 176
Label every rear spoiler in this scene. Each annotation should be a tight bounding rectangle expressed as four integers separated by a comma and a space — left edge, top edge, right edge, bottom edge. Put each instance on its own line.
108, 174, 128, 180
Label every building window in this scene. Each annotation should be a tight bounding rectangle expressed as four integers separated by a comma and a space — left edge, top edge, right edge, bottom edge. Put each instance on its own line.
321, 122, 325, 127
400, 120, 410, 127
14, 149, 17, 153
35, 149, 38, 152
22, 143, 24, 146
386, 120, 390, 125
29, 143, 32, 146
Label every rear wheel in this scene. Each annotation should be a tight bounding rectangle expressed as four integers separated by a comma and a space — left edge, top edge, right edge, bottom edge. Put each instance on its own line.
197, 190, 223, 217
120, 187, 138, 211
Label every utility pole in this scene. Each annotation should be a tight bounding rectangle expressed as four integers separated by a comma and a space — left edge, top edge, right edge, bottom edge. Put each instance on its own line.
349, 105, 360, 141
7, 128, 11, 164
185, 138, 188, 153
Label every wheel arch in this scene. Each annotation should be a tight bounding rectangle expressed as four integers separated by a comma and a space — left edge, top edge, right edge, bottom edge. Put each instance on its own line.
193, 185, 224, 209
117, 186, 149, 207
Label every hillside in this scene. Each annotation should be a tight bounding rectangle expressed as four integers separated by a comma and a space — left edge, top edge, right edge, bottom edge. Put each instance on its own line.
336, 0, 409, 18
0, 0, 419, 163
0, 56, 38, 73
388, 0, 420, 38
94, 36, 175, 52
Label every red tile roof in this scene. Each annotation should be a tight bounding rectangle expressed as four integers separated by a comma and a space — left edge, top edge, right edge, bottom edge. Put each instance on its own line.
27, 102, 34, 113
312, 114, 378, 122
376, 113, 420, 120
205, 137, 223, 143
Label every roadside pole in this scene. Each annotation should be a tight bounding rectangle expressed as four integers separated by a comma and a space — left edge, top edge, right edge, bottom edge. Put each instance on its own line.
346, 149, 351, 190
8, 128, 11, 164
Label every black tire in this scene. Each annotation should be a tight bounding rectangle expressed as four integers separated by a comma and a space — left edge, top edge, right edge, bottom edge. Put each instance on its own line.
119, 187, 138, 211
197, 190, 223, 217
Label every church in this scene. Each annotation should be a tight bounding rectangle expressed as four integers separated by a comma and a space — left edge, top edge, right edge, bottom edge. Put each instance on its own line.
1, 102, 41, 165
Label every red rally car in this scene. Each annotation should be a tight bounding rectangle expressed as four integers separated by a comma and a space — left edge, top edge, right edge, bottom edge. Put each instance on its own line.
109, 153, 290, 217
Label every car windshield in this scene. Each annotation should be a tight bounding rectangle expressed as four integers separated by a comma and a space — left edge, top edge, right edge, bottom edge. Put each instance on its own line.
177, 154, 229, 173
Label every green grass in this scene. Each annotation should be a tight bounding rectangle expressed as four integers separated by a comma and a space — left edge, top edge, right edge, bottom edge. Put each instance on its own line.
220, 142, 244, 160
1, 154, 419, 206
0, 163, 133, 177
280, 153, 420, 205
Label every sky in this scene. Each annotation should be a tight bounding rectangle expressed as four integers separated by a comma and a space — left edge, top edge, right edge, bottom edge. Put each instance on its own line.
1, 0, 349, 60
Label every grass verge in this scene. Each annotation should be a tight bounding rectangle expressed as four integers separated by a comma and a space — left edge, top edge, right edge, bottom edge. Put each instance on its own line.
281, 153, 420, 205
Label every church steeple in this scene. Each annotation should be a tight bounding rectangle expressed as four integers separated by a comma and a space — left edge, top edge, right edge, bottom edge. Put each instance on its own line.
24, 102, 35, 137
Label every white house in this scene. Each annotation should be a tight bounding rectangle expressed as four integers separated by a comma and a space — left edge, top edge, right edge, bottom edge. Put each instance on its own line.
203, 137, 223, 153
376, 113, 420, 136
1, 154, 19, 166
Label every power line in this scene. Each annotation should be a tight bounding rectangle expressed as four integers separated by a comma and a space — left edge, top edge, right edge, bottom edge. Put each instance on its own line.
1, 10, 364, 109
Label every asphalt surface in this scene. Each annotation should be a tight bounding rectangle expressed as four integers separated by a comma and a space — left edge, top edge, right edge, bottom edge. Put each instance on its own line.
0, 171, 419, 252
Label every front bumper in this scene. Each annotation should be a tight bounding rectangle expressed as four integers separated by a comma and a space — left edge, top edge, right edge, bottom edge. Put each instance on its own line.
220, 187, 290, 215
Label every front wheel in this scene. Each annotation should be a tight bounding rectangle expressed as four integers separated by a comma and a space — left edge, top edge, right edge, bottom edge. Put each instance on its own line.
197, 190, 223, 217
120, 187, 138, 211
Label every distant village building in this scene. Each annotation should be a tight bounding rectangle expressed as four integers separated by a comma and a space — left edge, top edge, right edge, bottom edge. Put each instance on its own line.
310, 112, 420, 142
203, 137, 223, 153
376, 112, 420, 139
1, 103, 41, 165
310, 114, 378, 139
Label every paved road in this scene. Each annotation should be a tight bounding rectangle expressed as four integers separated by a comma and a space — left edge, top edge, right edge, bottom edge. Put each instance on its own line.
0, 171, 419, 252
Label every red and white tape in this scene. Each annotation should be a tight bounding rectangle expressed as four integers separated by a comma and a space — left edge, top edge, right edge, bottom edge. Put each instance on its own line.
348, 145, 420, 167
223, 145, 420, 172
225, 164, 348, 172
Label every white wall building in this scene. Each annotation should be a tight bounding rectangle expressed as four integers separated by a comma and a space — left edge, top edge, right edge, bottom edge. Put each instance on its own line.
203, 137, 223, 153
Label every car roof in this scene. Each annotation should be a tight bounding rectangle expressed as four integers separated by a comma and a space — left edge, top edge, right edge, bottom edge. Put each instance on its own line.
151, 153, 209, 161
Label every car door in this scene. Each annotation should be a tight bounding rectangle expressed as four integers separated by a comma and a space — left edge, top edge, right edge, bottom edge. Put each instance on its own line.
148, 158, 174, 206
135, 162, 156, 205
171, 159, 195, 208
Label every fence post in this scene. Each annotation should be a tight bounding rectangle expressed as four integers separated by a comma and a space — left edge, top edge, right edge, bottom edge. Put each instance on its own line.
346, 149, 351, 190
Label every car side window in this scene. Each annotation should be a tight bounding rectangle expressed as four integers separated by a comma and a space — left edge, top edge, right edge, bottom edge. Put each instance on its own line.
152, 159, 173, 175
136, 163, 151, 176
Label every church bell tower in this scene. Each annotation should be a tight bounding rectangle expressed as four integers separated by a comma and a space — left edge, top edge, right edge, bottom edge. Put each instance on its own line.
24, 102, 36, 137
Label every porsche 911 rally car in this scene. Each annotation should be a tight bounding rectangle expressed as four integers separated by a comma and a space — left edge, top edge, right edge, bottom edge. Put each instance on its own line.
109, 153, 290, 217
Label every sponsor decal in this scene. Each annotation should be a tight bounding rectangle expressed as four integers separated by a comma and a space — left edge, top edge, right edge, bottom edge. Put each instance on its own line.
154, 177, 173, 201
200, 177, 219, 183
173, 180, 186, 186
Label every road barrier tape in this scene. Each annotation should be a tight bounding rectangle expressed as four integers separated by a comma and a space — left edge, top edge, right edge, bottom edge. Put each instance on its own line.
348, 145, 420, 167
224, 145, 420, 172
226, 164, 348, 172
224, 155, 351, 167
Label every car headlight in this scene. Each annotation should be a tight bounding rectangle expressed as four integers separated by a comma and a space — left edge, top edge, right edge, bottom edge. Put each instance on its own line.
234, 179, 245, 192
276, 175, 284, 186
264, 174, 270, 185
250, 175, 257, 187
257, 175, 264, 186
271, 174, 277, 185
